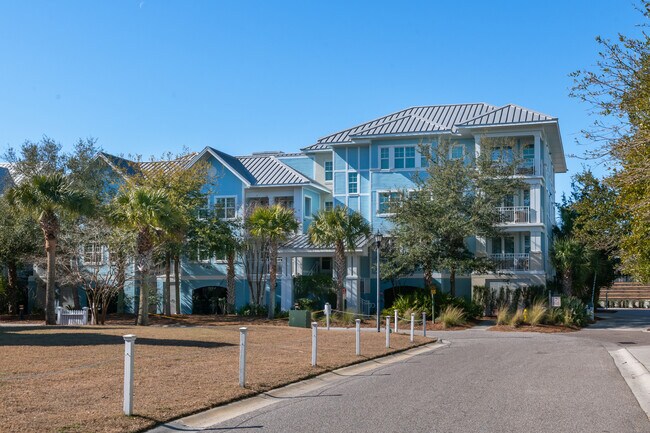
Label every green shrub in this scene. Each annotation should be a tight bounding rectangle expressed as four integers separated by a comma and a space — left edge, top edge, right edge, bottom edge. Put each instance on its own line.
528, 300, 547, 326
333, 311, 358, 326
386, 291, 432, 318
560, 296, 588, 327
236, 304, 268, 316
510, 309, 524, 327
438, 305, 466, 328
545, 307, 563, 325
496, 306, 511, 325
293, 275, 336, 311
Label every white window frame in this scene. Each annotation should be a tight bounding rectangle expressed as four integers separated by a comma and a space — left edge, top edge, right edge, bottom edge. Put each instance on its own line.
324, 160, 333, 182
377, 145, 424, 170
214, 196, 237, 220
324, 201, 333, 211
376, 191, 401, 216
348, 173, 358, 194
83, 243, 103, 266
304, 196, 312, 218
196, 246, 212, 263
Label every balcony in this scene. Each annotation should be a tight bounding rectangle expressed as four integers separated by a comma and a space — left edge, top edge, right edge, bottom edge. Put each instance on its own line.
489, 253, 530, 271
498, 206, 530, 224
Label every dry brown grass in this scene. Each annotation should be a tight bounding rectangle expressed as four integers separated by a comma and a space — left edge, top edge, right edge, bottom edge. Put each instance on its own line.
0, 323, 429, 433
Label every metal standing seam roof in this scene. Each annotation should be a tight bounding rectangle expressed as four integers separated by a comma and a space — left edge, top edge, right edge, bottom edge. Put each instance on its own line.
0, 162, 24, 186
138, 153, 197, 177
303, 103, 557, 150
236, 155, 313, 186
279, 233, 370, 252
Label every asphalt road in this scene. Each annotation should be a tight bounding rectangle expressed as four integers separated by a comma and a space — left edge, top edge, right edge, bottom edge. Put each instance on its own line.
152, 314, 650, 433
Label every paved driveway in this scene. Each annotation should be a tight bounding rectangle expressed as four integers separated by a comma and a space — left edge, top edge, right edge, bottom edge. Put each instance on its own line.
151, 326, 650, 433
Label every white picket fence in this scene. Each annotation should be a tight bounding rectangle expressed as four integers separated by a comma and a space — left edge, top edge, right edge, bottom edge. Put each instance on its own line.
56, 307, 89, 325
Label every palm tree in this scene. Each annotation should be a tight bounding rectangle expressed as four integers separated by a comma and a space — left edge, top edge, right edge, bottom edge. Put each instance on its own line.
110, 186, 178, 325
7, 173, 95, 325
247, 205, 298, 318
551, 236, 587, 296
308, 206, 370, 311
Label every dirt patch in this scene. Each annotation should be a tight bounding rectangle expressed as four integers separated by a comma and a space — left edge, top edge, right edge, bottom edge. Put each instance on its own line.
488, 324, 580, 333
0, 323, 430, 433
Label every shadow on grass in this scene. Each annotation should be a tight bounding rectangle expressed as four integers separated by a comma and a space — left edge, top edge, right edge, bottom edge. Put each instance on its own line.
0, 328, 235, 348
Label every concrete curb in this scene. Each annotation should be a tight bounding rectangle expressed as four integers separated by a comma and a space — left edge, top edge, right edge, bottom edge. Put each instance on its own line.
607, 345, 650, 420
153, 340, 448, 431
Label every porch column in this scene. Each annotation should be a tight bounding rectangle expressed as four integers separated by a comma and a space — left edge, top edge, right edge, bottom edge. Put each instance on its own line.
534, 132, 541, 176
529, 230, 543, 272
280, 255, 294, 311
345, 255, 361, 313
530, 183, 542, 223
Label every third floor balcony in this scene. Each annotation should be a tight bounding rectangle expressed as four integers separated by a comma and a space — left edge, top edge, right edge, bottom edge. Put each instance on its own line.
498, 206, 530, 224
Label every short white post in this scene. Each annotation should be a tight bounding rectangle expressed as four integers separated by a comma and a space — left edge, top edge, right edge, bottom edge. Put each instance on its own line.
311, 322, 318, 366
239, 327, 247, 387
410, 313, 415, 342
325, 303, 331, 330
82, 307, 89, 325
394, 309, 398, 333
386, 316, 391, 348
355, 319, 361, 355
123, 334, 136, 416
422, 312, 427, 338
56, 306, 62, 325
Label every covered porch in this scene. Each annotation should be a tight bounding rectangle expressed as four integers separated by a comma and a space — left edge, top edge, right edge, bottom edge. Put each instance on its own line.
278, 234, 372, 312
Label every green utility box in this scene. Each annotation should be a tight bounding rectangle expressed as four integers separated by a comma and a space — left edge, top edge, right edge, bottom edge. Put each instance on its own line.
289, 310, 311, 328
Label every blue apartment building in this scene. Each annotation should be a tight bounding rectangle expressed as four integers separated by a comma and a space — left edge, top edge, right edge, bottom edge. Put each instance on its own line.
11, 103, 566, 315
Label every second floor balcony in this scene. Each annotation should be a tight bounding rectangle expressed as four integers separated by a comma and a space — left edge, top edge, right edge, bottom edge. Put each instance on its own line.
498, 206, 530, 224
489, 253, 530, 271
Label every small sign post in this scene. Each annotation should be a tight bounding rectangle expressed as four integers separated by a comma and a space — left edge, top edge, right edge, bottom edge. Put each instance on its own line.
551, 296, 561, 308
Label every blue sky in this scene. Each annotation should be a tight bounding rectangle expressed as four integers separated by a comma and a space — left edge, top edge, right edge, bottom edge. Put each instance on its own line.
0, 0, 642, 199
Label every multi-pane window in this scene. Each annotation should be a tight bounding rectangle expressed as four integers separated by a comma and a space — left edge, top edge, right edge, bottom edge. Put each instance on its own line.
491, 146, 514, 164
325, 201, 333, 211
84, 244, 102, 265
275, 196, 294, 209
348, 173, 358, 194
324, 161, 333, 181
215, 197, 236, 219
197, 247, 211, 263
380, 148, 389, 169
198, 198, 210, 220
451, 144, 464, 160
378, 192, 400, 214
304, 197, 312, 217
394, 146, 415, 169
524, 235, 531, 254
523, 189, 530, 207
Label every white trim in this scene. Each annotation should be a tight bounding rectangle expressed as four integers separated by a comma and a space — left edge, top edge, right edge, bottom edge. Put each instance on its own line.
213, 195, 237, 220
191, 147, 252, 186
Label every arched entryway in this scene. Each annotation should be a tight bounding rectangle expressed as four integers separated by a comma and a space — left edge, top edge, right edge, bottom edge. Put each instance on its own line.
383, 286, 423, 309
192, 286, 227, 315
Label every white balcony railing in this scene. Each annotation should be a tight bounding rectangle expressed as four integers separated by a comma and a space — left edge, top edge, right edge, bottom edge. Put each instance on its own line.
489, 253, 530, 271
498, 206, 530, 224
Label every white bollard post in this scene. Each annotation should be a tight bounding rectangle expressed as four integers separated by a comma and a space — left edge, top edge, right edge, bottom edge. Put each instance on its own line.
422, 312, 427, 338
394, 309, 398, 333
123, 334, 136, 416
239, 327, 247, 387
311, 322, 318, 366
355, 319, 361, 356
325, 303, 331, 330
56, 306, 62, 325
82, 307, 89, 325
410, 313, 415, 342
386, 316, 391, 348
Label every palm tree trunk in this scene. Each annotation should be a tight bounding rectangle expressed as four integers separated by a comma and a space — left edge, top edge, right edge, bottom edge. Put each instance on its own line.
563, 269, 573, 296
335, 241, 346, 311
44, 236, 57, 325
450, 267, 456, 298
116, 253, 126, 314
423, 265, 433, 289
7, 260, 19, 313
164, 251, 171, 315
227, 251, 235, 313
174, 253, 181, 314
268, 242, 277, 319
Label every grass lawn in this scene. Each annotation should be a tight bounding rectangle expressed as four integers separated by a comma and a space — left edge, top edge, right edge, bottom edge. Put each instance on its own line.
0, 320, 430, 433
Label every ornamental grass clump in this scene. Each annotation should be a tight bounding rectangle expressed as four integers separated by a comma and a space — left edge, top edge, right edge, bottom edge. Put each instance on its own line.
496, 305, 511, 325
528, 300, 547, 326
510, 309, 525, 327
438, 305, 466, 328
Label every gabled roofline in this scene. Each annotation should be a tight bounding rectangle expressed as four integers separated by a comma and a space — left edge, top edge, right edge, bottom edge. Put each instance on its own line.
190, 147, 252, 187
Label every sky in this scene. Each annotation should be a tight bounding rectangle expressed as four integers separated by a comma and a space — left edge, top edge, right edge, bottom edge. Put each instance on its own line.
0, 0, 643, 199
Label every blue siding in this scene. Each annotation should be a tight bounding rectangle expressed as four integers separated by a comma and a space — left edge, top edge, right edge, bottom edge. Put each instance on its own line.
334, 172, 346, 195
359, 146, 370, 170
334, 148, 346, 171
347, 146, 359, 170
